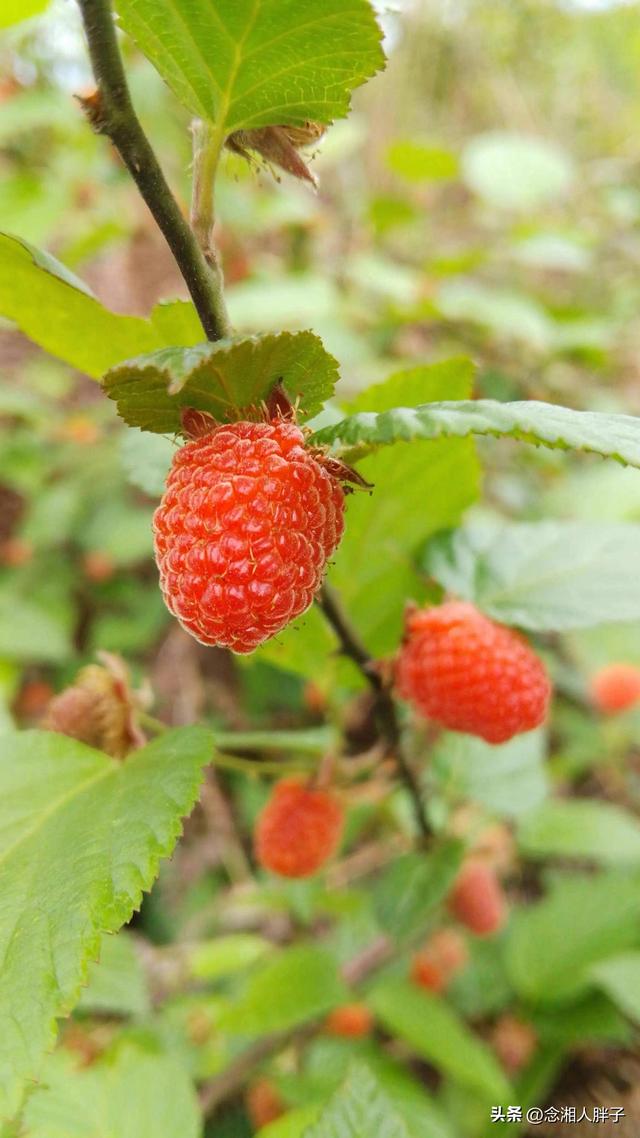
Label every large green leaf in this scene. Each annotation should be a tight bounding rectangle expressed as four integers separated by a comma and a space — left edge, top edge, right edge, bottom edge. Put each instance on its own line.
116, 0, 384, 132
0, 233, 182, 378
103, 332, 337, 433
519, 800, 640, 867
0, 727, 212, 1118
370, 980, 511, 1101
218, 945, 348, 1037
21, 1043, 202, 1137
302, 1062, 410, 1138
505, 874, 640, 1004
311, 399, 640, 469
424, 521, 640, 631
432, 729, 548, 820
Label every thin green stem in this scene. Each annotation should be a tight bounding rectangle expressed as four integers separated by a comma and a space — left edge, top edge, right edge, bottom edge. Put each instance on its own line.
76, 0, 230, 342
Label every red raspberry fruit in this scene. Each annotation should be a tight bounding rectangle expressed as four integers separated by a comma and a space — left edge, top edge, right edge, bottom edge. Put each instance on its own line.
153, 419, 345, 653
395, 602, 550, 744
255, 777, 344, 878
589, 663, 640, 714
448, 859, 507, 937
325, 1003, 374, 1039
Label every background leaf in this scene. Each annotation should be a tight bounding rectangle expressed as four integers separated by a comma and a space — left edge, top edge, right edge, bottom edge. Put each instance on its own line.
423, 520, 640, 630
104, 332, 338, 433
311, 399, 640, 469
0, 0, 48, 28
77, 932, 150, 1018
505, 874, 640, 1004
589, 953, 640, 1024
519, 800, 640, 866
0, 727, 211, 1117
217, 946, 348, 1037
373, 843, 464, 942
461, 132, 574, 210
370, 981, 511, 1101
115, 0, 384, 131
21, 1043, 202, 1138
433, 729, 548, 820
302, 1062, 410, 1138
0, 233, 181, 378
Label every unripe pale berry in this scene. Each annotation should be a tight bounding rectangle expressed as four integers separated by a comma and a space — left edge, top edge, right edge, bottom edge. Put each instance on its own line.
589, 663, 640, 714
153, 418, 346, 654
448, 859, 507, 937
255, 778, 344, 878
395, 602, 551, 744
325, 1003, 374, 1039
411, 927, 468, 993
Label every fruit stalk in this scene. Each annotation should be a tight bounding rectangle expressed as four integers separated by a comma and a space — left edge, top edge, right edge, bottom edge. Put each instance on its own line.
76, 0, 230, 341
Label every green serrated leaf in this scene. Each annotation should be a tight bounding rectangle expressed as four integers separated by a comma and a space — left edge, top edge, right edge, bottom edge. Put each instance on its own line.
218, 945, 347, 1038
0, 727, 212, 1118
424, 520, 640, 631
116, 0, 384, 132
21, 1042, 202, 1138
519, 800, 640, 866
103, 332, 338, 433
505, 874, 640, 1004
311, 399, 640, 469
369, 981, 511, 1101
0, 233, 176, 378
302, 1062, 411, 1138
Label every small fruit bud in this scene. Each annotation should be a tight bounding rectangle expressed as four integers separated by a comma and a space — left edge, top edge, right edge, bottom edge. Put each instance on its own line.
42, 652, 145, 759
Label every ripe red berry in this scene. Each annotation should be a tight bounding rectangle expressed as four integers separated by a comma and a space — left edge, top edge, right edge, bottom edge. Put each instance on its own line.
395, 602, 551, 744
255, 778, 344, 878
448, 859, 507, 937
325, 1003, 373, 1038
411, 927, 468, 993
589, 663, 640, 714
153, 419, 346, 653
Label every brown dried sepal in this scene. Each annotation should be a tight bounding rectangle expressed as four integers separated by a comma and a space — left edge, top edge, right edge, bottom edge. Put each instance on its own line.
42, 652, 146, 759
226, 122, 327, 186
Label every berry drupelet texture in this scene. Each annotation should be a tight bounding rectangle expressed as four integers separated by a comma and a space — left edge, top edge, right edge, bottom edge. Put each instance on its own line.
395, 601, 551, 744
255, 777, 344, 878
153, 419, 346, 653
